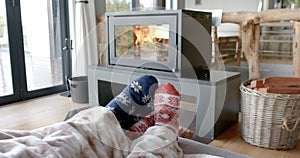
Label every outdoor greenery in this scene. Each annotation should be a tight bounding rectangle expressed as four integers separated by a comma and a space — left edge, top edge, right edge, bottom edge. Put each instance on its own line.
283, 0, 300, 8
106, 0, 130, 12
0, 16, 5, 38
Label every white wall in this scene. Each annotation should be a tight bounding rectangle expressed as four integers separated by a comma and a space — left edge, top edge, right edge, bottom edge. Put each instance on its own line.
185, 0, 261, 12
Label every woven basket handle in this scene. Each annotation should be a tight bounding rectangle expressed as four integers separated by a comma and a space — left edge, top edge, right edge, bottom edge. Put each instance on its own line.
282, 117, 300, 132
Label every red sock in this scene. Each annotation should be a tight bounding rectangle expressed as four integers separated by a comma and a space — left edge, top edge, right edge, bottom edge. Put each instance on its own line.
125, 114, 155, 140
154, 83, 180, 135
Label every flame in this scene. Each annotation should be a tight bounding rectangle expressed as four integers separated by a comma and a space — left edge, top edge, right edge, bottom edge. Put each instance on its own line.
132, 26, 153, 45
156, 38, 169, 50
132, 25, 169, 51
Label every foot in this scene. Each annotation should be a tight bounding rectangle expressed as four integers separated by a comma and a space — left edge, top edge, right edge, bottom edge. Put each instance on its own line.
105, 75, 158, 130
154, 83, 180, 135
125, 115, 155, 140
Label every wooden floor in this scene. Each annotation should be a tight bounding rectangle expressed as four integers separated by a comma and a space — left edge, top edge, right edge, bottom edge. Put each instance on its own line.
0, 93, 299, 158
210, 124, 300, 158
0, 93, 88, 130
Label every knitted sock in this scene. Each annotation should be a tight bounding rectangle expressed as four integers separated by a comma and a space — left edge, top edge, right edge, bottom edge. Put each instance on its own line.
154, 83, 180, 135
105, 75, 158, 130
125, 114, 155, 140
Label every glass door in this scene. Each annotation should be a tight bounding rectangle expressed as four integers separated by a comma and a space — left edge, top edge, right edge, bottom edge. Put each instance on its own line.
0, 0, 70, 105
21, 0, 64, 91
0, 0, 13, 97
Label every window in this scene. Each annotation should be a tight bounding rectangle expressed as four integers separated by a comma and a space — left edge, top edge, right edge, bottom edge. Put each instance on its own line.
106, 0, 173, 12
106, 0, 130, 12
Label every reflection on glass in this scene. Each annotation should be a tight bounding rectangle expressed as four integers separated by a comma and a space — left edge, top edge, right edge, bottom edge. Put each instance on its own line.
115, 24, 170, 61
0, 0, 13, 97
20, 0, 63, 91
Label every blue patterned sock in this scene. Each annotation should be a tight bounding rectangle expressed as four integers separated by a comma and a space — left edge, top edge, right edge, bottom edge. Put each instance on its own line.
105, 75, 158, 130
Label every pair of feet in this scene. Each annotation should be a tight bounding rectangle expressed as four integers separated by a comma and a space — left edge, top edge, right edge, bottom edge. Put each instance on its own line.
105, 75, 180, 140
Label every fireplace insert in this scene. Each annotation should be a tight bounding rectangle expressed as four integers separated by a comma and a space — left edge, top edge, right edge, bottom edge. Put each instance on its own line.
106, 9, 212, 80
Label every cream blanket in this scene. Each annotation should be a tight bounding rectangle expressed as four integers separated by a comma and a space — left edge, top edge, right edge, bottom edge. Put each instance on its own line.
0, 107, 220, 158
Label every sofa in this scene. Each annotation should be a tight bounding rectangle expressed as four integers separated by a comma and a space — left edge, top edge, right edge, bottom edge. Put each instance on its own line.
178, 137, 250, 158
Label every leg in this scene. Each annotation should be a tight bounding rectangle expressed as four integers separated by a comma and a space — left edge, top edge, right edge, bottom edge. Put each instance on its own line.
154, 83, 180, 135
105, 75, 158, 130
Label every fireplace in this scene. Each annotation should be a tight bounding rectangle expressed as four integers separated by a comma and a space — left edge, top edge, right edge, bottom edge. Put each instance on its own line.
106, 10, 212, 80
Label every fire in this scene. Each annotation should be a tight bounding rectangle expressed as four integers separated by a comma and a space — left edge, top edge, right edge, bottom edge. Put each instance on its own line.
132, 26, 153, 45
156, 38, 169, 50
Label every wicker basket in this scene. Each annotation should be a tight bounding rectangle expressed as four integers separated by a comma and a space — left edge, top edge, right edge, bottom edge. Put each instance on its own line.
240, 80, 300, 150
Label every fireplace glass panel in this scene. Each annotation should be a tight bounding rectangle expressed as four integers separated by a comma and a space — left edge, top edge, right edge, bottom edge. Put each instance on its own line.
114, 24, 170, 62
107, 14, 177, 71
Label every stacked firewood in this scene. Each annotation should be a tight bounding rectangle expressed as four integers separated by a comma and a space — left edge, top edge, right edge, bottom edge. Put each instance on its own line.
179, 126, 194, 139
250, 77, 300, 94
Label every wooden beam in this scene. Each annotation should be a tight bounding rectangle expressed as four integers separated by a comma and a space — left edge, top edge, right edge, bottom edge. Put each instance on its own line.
241, 19, 260, 80
260, 22, 294, 27
222, 11, 257, 24
293, 21, 300, 77
258, 9, 300, 23
222, 9, 300, 24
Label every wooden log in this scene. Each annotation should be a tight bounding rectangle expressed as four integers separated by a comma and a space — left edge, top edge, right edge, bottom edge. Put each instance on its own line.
222, 9, 300, 24
250, 80, 264, 89
293, 21, 300, 77
258, 87, 300, 94
97, 14, 106, 43
97, 14, 106, 65
260, 22, 294, 27
222, 11, 257, 23
179, 126, 194, 139
263, 77, 300, 87
258, 9, 300, 23
241, 19, 260, 80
